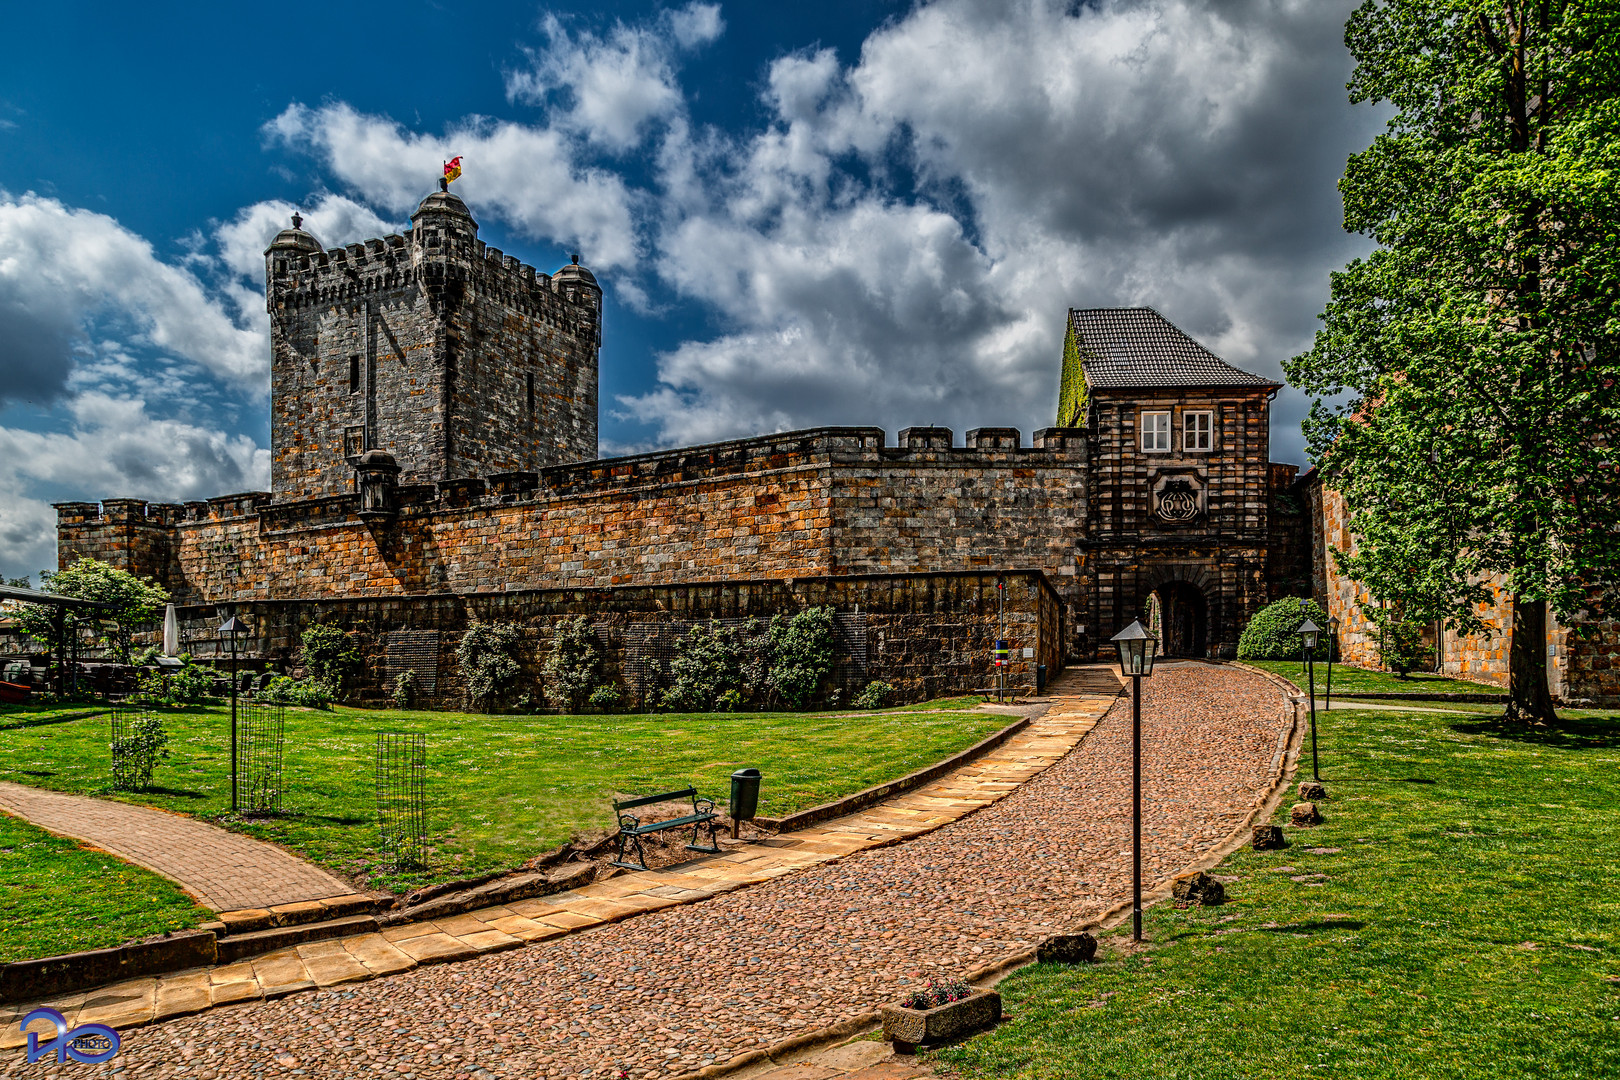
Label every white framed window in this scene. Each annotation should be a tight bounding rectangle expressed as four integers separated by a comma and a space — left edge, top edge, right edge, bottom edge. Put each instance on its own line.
1183, 410, 1214, 452
1141, 411, 1171, 452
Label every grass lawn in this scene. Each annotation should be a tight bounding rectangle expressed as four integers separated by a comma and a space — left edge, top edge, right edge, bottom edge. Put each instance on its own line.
0, 700, 1008, 894
1244, 659, 1505, 697
0, 812, 209, 963
936, 703, 1620, 1080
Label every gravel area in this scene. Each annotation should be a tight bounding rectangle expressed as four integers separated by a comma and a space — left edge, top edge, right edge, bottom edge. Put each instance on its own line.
5, 663, 1286, 1080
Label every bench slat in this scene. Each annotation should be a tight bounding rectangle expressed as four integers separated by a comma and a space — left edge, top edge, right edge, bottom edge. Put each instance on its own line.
615, 787, 699, 811
625, 812, 717, 835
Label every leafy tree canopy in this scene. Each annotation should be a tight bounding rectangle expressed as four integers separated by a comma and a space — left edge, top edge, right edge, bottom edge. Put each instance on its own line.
1287, 0, 1620, 721
15, 558, 169, 665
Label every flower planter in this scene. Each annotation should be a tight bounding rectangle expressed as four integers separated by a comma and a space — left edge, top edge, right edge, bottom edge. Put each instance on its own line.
881, 987, 1001, 1053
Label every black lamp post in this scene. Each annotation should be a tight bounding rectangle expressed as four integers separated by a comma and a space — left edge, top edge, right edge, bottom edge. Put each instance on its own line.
1110, 618, 1158, 942
1326, 615, 1339, 712
219, 616, 247, 812
1299, 617, 1322, 783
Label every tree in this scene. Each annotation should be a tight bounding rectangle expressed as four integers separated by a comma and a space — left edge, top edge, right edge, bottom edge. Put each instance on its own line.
15, 558, 169, 666
1287, 0, 1620, 723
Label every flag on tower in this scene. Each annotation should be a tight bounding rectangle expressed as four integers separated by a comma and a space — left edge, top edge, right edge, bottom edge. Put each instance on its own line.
443, 156, 463, 183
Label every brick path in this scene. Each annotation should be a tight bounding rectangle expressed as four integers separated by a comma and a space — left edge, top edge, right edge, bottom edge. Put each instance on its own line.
1, 664, 1291, 1079
0, 782, 354, 911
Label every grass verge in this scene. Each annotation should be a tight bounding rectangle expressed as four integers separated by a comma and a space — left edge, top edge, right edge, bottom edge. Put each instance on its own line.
935, 703, 1620, 1079
0, 812, 209, 963
1244, 659, 1504, 697
0, 701, 1007, 894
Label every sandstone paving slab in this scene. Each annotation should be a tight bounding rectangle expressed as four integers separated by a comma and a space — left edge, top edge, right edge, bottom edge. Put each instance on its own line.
295, 944, 372, 987
391, 932, 480, 965
340, 933, 416, 977
381, 920, 444, 942
249, 950, 314, 998
457, 929, 524, 954
151, 971, 213, 1021
76, 979, 154, 1030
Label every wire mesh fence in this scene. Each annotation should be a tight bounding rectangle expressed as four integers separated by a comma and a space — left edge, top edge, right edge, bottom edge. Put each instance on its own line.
375, 732, 427, 870
108, 702, 153, 791
237, 701, 286, 815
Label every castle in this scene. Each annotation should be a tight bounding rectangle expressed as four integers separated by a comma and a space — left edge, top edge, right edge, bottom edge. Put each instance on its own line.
53, 186, 1616, 706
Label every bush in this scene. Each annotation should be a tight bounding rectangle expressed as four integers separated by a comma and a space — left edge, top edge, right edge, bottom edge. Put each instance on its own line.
392, 670, 416, 709
301, 624, 363, 691
1369, 609, 1430, 676
854, 680, 894, 709
129, 656, 219, 707
1237, 597, 1334, 661
457, 622, 523, 711
661, 621, 748, 712
544, 617, 604, 713
257, 675, 335, 709
766, 607, 836, 708
588, 684, 623, 712
110, 713, 170, 791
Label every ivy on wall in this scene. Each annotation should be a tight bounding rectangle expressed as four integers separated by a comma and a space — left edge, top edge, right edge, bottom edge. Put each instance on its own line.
1056, 321, 1088, 428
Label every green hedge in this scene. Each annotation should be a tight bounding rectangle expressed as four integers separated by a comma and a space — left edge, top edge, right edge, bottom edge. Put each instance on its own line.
1237, 597, 1334, 661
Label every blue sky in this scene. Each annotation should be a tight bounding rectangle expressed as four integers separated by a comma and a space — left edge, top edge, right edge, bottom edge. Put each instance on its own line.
0, 0, 1381, 580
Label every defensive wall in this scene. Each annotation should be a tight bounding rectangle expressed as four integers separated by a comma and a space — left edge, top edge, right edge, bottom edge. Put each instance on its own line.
159, 570, 1065, 709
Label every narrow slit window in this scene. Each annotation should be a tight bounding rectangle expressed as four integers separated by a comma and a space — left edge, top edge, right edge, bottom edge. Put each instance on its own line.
1141, 411, 1171, 453
526, 372, 535, 415
1183, 410, 1214, 451
349, 355, 361, 394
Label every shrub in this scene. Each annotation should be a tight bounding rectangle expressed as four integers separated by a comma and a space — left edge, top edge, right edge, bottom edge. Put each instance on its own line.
766, 607, 836, 708
901, 978, 974, 1011
588, 684, 623, 712
457, 622, 524, 711
15, 558, 168, 665
301, 624, 363, 691
661, 621, 747, 712
1237, 597, 1334, 661
392, 670, 416, 709
110, 713, 170, 791
854, 680, 894, 709
1368, 609, 1430, 676
165, 657, 218, 704
544, 617, 604, 713
257, 675, 335, 709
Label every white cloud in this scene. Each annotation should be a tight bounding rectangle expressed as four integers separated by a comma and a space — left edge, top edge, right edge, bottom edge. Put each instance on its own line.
0, 193, 268, 405
0, 392, 269, 580
618, 0, 1377, 461
266, 103, 639, 268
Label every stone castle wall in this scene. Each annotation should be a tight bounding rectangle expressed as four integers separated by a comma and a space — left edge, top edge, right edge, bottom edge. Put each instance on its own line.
163, 570, 1065, 708
59, 426, 1095, 656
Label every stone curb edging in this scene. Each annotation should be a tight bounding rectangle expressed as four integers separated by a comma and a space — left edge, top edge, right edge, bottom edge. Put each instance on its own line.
667, 666, 1303, 1080
1323, 691, 1503, 703
754, 716, 1033, 832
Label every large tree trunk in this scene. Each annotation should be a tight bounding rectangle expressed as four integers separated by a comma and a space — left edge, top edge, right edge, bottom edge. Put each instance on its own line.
1503, 596, 1559, 724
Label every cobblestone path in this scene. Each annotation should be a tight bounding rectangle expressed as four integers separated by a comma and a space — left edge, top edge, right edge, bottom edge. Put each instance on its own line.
0, 782, 354, 911
1, 664, 1290, 1079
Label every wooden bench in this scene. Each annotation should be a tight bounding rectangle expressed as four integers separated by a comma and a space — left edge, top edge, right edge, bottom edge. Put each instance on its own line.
611, 787, 720, 871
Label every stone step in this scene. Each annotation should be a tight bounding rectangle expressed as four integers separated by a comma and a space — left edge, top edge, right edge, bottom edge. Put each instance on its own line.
215, 915, 381, 964
211, 894, 383, 936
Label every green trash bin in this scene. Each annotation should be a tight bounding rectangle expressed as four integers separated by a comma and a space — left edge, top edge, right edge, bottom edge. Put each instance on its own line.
729, 768, 762, 838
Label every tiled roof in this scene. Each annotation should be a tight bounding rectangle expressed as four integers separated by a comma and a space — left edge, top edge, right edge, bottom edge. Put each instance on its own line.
1068, 308, 1279, 390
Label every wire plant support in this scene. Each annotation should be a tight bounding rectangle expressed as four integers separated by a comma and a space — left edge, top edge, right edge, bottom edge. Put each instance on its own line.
108, 702, 148, 792
237, 701, 286, 815
375, 732, 427, 870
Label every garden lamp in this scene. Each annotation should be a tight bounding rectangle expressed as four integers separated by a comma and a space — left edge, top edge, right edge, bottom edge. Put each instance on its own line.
1110, 619, 1158, 941
1297, 617, 1322, 781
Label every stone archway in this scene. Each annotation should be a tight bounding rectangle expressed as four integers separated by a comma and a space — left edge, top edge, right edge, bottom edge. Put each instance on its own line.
1139, 567, 1216, 659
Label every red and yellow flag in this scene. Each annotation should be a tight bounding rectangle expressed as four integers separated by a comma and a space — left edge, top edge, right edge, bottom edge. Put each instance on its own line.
443, 156, 463, 183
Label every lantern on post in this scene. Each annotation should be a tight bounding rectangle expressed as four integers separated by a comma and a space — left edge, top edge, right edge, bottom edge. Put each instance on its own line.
218, 616, 248, 812
1325, 615, 1339, 711
1298, 617, 1322, 782
1110, 619, 1158, 941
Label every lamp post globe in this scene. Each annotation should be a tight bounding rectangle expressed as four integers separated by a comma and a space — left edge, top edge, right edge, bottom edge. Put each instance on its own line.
1109, 619, 1157, 942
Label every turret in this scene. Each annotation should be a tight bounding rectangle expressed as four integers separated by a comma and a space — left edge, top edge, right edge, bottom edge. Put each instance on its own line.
410, 182, 478, 253
264, 213, 323, 306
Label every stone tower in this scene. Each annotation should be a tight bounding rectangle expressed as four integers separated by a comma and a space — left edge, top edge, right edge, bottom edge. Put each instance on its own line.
264, 188, 601, 500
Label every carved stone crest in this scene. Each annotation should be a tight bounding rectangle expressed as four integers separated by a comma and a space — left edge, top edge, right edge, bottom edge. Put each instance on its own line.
1152, 471, 1206, 523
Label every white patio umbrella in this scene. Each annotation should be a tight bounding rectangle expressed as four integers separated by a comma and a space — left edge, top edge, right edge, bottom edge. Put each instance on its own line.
163, 604, 180, 657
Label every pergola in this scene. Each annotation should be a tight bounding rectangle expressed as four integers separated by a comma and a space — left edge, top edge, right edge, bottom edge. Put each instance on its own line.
0, 583, 113, 697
